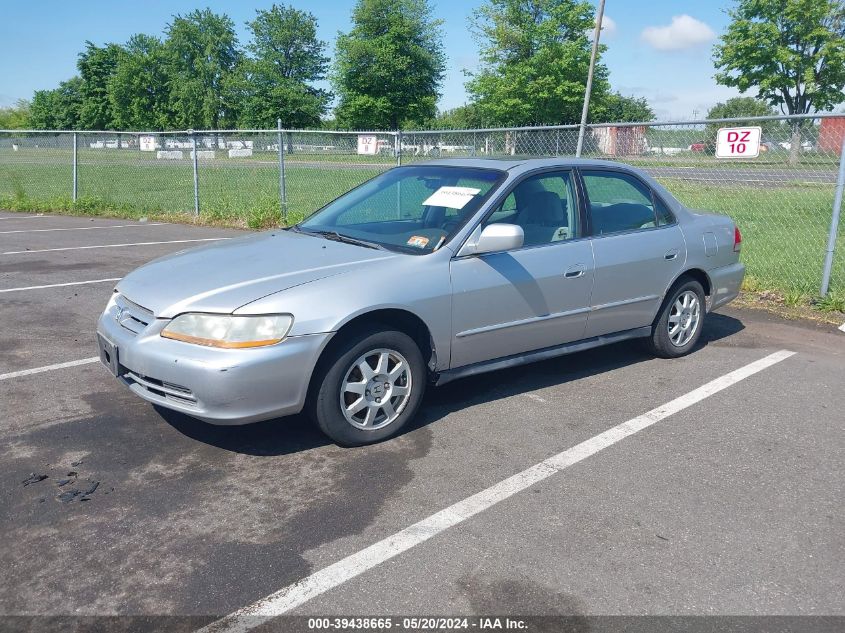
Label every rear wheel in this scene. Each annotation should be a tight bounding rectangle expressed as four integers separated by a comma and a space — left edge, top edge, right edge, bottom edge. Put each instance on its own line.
311, 328, 426, 446
644, 279, 705, 358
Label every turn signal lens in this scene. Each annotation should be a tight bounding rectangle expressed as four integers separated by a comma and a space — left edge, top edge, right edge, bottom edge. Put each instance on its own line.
161, 314, 293, 348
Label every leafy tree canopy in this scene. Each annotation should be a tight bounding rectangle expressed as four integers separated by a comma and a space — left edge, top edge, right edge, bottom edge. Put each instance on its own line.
235, 4, 331, 128
109, 34, 173, 130
165, 9, 241, 129
714, 0, 845, 115
597, 92, 655, 123
29, 78, 84, 129
703, 96, 779, 149
0, 99, 31, 129
77, 42, 123, 129
333, 0, 446, 129
466, 0, 610, 126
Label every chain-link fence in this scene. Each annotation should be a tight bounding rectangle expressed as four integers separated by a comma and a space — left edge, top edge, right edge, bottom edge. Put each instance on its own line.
1, 115, 842, 296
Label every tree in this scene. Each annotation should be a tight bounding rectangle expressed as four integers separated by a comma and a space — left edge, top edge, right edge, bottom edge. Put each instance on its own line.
466, 0, 609, 127
599, 93, 655, 123
236, 4, 330, 128
109, 34, 175, 130
0, 99, 31, 129
702, 96, 776, 152
165, 9, 240, 129
431, 104, 486, 129
29, 78, 84, 129
714, 0, 845, 163
333, 0, 446, 129
77, 41, 124, 129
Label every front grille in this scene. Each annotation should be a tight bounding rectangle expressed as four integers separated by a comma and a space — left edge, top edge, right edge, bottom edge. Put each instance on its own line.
115, 295, 153, 335
124, 371, 198, 407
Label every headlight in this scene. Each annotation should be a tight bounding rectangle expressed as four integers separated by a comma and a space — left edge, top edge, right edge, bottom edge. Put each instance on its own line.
161, 313, 294, 348
105, 291, 119, 313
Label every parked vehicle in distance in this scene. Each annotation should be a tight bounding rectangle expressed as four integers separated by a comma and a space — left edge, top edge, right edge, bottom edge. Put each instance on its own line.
97, 159, 745, 445
689, 141, 706, 152
777, 139, 814, 152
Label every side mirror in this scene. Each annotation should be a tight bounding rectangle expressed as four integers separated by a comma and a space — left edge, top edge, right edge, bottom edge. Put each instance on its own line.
470, 223, 524, 255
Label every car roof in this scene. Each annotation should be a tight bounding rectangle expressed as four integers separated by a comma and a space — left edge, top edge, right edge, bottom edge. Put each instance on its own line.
415, 157, 638, 175
414, 157, 689, 219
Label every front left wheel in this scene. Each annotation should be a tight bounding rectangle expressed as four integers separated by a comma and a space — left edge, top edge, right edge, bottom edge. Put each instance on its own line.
310, 328, 426, 446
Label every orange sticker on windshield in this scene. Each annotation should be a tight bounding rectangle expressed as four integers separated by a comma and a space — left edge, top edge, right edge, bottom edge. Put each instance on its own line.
407, 235, 430, 248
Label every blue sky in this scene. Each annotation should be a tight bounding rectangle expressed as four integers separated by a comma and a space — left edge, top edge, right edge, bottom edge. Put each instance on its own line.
0, 0, 741, 120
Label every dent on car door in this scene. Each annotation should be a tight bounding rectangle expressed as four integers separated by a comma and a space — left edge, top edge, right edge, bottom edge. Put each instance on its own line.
581, 170, 686, 338
449, 170, 595, 368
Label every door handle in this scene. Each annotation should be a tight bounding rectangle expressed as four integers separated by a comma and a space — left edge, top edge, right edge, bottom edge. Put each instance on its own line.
664, 249, 680, 261
564, 264, 585, 278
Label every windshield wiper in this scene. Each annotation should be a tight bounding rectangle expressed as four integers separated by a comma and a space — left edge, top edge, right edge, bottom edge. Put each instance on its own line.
306, 230, 387, 251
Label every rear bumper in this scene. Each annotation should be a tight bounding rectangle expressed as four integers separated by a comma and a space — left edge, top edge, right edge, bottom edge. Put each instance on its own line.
97, 311, 332, 425
709, 262, 745, 311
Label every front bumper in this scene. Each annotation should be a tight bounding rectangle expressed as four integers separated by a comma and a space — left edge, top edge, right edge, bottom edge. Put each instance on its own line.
96, 309, 332, 425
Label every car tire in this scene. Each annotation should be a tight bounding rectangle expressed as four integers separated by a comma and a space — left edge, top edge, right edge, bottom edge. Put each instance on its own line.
645, 278, 706, 359
311, 327, 427, 446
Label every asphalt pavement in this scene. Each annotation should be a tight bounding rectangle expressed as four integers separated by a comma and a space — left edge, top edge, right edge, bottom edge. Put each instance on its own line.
0, 212, 842, 632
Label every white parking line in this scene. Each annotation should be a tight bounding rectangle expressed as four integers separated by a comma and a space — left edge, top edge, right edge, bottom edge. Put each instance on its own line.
198, 349, 796, 633
0, 223, 165, 235
839, 322, 845, 333
0, 357, 100, 381
0, 278, 121, 294
3, 237, 228, 255
0, 215, 48, 221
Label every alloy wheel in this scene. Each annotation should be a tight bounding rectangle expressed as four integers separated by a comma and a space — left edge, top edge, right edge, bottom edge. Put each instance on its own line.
339, 348, 412, 430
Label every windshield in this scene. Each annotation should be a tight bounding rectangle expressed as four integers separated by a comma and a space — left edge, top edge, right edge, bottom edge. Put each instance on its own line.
298, 165, 505, 253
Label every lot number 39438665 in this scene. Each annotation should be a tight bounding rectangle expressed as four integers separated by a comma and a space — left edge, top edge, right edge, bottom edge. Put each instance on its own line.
716, 126, 762, 158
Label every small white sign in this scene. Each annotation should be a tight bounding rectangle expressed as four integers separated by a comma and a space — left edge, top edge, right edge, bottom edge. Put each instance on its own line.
140, 136, 157, 152
357, 134, 378, 155
716, 126, 761, 158
423, 186, 481, 209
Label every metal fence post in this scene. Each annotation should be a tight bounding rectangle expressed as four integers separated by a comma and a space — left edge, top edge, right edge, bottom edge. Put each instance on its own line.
396, 130, 402, 166
190, 130, 199, 216
820, 135, 845, 296
72, 132, 78, 202
277, 118, 287, 223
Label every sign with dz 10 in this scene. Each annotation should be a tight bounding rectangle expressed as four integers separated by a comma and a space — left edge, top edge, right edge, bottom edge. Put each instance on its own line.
139, 136, 157, 152
716, 126, 761, 158
357, 134, 378, 155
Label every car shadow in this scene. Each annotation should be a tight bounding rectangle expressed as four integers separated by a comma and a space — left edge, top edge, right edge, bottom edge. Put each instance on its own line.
157, 312, 745, 454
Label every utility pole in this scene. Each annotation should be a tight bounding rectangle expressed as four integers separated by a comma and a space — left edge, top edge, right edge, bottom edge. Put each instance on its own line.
576, 0, 606, 158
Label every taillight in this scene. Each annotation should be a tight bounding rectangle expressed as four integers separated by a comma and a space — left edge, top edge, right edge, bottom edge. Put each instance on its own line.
733, 225, 742, 252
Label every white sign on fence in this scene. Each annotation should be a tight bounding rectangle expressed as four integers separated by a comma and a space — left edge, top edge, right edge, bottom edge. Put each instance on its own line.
139, 136, 156, 151
716, 126, 761, 158
357, 134, 378, 155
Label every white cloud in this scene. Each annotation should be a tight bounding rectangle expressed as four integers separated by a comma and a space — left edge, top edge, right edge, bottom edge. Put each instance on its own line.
598, 14, 617, 38
641, 15, 715, 51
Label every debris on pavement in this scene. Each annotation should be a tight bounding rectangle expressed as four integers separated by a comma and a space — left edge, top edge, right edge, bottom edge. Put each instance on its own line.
22, 473, 48, 486
57, 490, 81, 503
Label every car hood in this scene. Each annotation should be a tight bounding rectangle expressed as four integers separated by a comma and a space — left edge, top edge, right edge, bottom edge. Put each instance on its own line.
116, 230, 398, 318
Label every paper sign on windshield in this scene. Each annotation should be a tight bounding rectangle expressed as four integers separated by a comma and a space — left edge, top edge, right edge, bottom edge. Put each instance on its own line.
423, 186, 481, 209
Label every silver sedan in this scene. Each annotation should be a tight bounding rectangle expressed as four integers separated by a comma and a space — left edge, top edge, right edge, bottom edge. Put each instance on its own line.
97, 158, 744, 445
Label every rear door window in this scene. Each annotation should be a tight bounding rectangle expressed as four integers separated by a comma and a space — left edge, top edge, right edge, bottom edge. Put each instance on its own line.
581, 171, 659, 235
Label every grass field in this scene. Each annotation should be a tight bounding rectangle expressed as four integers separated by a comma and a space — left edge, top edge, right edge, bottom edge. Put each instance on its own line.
1, 148, 842, 299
